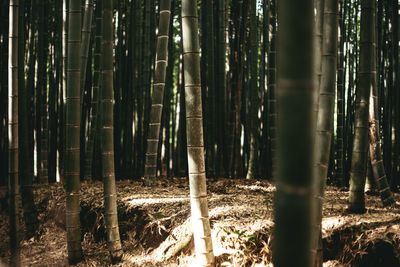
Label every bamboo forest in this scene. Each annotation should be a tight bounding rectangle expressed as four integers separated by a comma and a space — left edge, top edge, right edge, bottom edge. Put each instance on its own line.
1, 0, 400, 266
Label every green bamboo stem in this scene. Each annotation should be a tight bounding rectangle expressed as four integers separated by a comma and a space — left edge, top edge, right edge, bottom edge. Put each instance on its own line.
138, 0, 151, 178
312, 0, 338, 265
101, 0, 123, 262
390, 0, 399, 189
182, 0, 215, 265
348, 0, 374, 214
367, 2, 395, 206
132, 0, 143, 177
268, 0, 277, 180
336, 0, 346, 187
369, 99, 395, 206
84, 0, 102, 181
313, 0, 324, 118
216, 0, 227, 177
59, 0, 68, 182
204, 0, 216, 177
80, 0, 94, 93
38, 0, 49, 184
260, 0, 270, 179
65, 0, 82, 263
143, 0, 172, 186
246, 0, 260, 180
79, 0, 94, 155
9, 0, 21, 265
310, 1, 324, 263
163, 0, 176, 177
273, 0, 315, 266
311, 7, 324, 262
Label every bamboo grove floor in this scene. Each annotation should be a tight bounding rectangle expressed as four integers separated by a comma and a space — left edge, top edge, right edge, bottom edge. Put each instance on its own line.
1, 177, 400, 266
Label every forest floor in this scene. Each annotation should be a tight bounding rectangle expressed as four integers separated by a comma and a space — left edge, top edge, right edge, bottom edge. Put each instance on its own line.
1, 177, 400, 266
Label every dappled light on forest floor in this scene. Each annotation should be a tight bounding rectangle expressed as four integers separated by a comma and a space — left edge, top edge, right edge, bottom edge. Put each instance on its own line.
0, 178, 399, 266
235, 183, 276, 193
124, 197, 189, 207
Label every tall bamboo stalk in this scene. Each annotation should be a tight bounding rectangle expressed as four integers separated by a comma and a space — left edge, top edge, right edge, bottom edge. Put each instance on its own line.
25, 0, 36, 186
8, 0, 21, 265
203, 0, 216, 177
369, 94, 395, 206
80, 0, 94, 93
367, 0, 395, 207
48, 25, 57, 183
101, 0, 123, 261
246, 0, 260, 180
348, 0, 373, 214
382, 0, 393, 184
391, 0, 400, 189
181, 0, 215, 265
113, 0, 123, 179
268, 0, 277, 179
144, 0, 172, 186
60, 0, 68, 181
0, 0, 8, 186
336, 0, 346, 187
312, 0, 338, 265
65, 0, 82, 263
273, 0, 315, 266
310, 0, 324, 263
38, 0, 49, 184
260, 0, 270, 179
80, 0, 93, 181
84, 0, 102, 181
163, 0, 176, 177
216, 0, 227, 177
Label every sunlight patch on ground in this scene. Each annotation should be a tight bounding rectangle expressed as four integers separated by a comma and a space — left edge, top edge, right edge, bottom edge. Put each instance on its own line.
125, 197, 189, 207
125, 252, 162, 266
323, 260, 342, 266
235, 184, 276, 193
322, 216, 346, 232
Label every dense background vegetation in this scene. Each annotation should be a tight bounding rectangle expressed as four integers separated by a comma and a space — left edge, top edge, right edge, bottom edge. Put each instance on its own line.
1, 0, 399, 266
0, 0, 398, 186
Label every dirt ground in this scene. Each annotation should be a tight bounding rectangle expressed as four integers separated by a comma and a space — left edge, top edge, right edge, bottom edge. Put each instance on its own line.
0, 177, 400, 266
